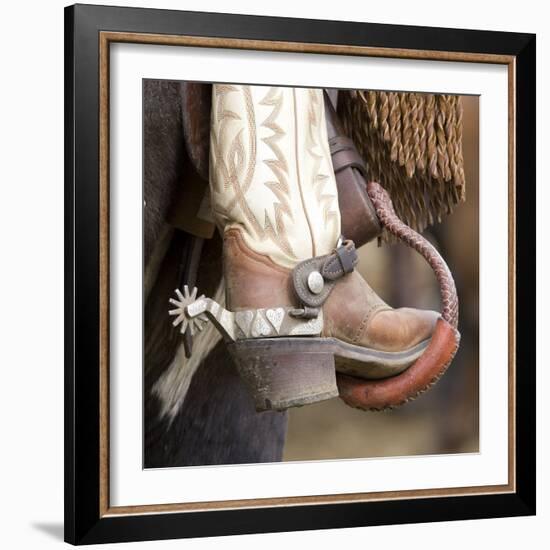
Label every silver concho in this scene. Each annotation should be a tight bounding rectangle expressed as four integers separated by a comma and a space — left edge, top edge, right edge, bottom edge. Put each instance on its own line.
307, 270, 324, 295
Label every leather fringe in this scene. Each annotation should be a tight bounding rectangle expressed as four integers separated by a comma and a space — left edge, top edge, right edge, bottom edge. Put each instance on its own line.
338, 90, 466, 236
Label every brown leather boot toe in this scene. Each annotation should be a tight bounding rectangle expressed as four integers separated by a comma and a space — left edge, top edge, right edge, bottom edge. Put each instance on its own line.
320, 269, 439, 379
362, 307, 439, 353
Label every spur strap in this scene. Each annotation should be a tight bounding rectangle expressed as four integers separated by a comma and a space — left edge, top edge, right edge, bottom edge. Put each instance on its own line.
291, 240, 358, 311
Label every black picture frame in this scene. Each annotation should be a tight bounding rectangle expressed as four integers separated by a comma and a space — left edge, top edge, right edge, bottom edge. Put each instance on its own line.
65, 3, 536, 545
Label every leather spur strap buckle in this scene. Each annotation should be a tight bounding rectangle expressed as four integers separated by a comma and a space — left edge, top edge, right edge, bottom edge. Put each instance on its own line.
291, 239, 358, 317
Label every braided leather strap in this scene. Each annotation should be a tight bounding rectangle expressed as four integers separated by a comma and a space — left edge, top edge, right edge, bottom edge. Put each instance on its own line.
366, 181, 459, 329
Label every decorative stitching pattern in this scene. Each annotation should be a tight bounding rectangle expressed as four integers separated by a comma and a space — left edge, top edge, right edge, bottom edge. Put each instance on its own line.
210, 86, 341, 268
291, 88, 316, 257
211, 86, 297, 260
306, 89, 339, 237
225, 229, 291, 275
210, 85, 260, 235
351, 303, 388, 345
258, 87, 295, 259
225, 86, 258, 212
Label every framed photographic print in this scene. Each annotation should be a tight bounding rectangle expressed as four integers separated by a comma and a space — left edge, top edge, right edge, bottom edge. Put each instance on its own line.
64, 3, 536, 545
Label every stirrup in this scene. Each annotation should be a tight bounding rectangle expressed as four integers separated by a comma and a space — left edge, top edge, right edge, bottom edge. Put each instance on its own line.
336, 182, 460, 411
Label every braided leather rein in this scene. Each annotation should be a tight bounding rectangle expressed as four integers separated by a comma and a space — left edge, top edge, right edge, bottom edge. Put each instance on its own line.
366, 181, 459, 329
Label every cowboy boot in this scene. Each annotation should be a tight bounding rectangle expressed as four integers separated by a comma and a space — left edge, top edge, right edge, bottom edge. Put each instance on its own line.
170, 84, 456, 412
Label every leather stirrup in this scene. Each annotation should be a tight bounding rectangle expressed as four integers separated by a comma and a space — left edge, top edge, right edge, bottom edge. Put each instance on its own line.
337, 181, 460, 411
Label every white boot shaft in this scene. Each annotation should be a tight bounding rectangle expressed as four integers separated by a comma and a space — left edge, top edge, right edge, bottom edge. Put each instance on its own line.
209, 84, 341, 269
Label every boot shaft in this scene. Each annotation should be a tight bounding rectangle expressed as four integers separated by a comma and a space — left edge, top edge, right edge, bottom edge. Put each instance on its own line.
209, 85, 341, 269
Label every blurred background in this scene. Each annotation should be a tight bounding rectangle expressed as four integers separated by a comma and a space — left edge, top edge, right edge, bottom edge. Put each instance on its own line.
283, 95, 479, 461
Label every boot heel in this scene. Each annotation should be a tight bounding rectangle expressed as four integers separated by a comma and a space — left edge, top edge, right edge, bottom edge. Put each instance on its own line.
227, 338, 337, 412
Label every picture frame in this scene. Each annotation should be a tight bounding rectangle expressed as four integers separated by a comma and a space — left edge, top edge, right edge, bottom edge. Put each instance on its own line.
64, 3, 536, 545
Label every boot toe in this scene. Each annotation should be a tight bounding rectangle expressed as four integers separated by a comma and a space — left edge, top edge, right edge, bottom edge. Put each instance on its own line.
367, 307, 439, 352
